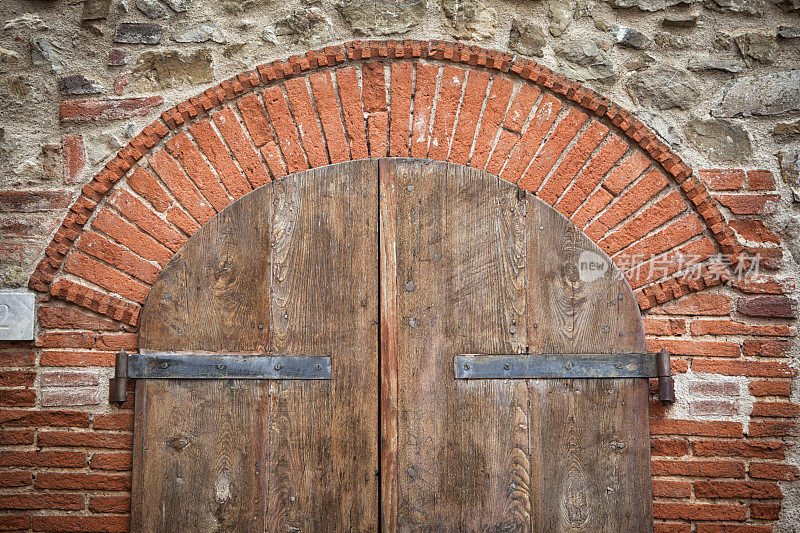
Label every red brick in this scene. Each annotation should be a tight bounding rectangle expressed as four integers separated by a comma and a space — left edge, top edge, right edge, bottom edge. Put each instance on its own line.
653, 502, 746, 521
654, 525, 690, 533
367, 111, 388, 158
627, 237, 716, 289
653, 479, 691, 498
469, 77, 513, 169
39, 350, 116, 367
0, 213, 60, 239
94, 412, 133, 431
111, 189, 186, 252
165, 131, 231, 211
737, 296, 797, 319
189, 119, 252, 199
556, 134, 628, 217
0, 429, 34, 445
0, 494, 83, 511
0, 471, 33, 487
63, 136, 86, 184
95, 333, 137, 351
587, 169, 669, 240
656, 293, 732, 316
0, 450, 86, 468
428, 66, 465, 161
60, 96, 163, 120
0, 190, 72, 212
263, 85, 310, 173
310, 71, 350, 162
0, 350, 35, 367
749, 380, 791, 397
693, 440, 784, 459
603, 151, 651, 195
89, 496, 130, 513
643, 317, 686, 336
697, 525, 772, 533
92, 208, 173, 266
571, 187, 613, 228
749, 503, 780, 520
149, 149, 215, 225
730, 220, 780, 244
90, 452, 132, 471
500, 94, 560, 183
166, 205, 199, 235
31, 515, 129, 533
752, 401, 800, 418
503, 84, 540, 133
714, 193, 780, 215
747, 170, 776, 190
692, 358, 795, 378
651, 438, 689, 456
647, 338, 740, 358
519, 108, 587, 192
485, 130, 520, 176
64, 251, 148, 303
361, 62, 387, 113
128, 167, 171, 212
77, 231, 160, 285
699, 169, 746, 191
0, 388, 35, 407
260, 141, 287, 179
284, 77, 328, 168
538, 120, 608, 204
0, 409, 90, 428
0, 370, 35, 387
607, 209, 697, 261
690, 320, 795, 337
695, 480, 781, 499
335, 66, 369, 159
449, 70, 490, 165
35, 472, 130, 491
749, 420, 800, 438
650, 419, 743, 437
731, 275, 794, 295
749, 462, 800, 481
36, 331, 94, 349
743, 339, 790, 358
236, 93, 271, 148
36, 431, 133, 449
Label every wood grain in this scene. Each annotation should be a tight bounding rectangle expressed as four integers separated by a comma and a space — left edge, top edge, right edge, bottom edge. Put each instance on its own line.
391, 158, 530, 530
266, 160, 379, 531
525, 194, 652, 532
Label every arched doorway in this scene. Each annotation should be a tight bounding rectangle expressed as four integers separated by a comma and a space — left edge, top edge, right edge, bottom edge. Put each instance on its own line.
132, 158, 652, 531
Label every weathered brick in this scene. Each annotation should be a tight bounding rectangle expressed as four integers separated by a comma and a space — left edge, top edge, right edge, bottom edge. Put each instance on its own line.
690, 320, 795, 337
586, 169, 668, 240
538, 120, 608, 203
128, 167, 171, 212
35, 472, 131, 491
449, 70, 490, 165
367, 111, 388, 158
653, 502, 746, 521
335, 67, 369, 159
93, 412, 133, 431
0, 471, 33, 487
0, 409, 90, 428
213, 107, 271, 188
0, 450, 86, 468
61, 96, 163, 121
749, 380, 791, 397
165, 132, 231, 212
500, 94, 561, 183
310, 71, 350, 163
0, 494, 84, 511
653, 479, 691, 498
713, 193, 780, 215
751, 401, 800, 418
189, 119, 252, 199
469, 77, 513, 169
747, 169, 776, 190
694, 480, 782, 499
236, 93, 271, 148
77, 231, 160, 285
651, 438, 689, 456
36, 431, 132, 449
503, 84, 540, 133
643, 317, 686, 336
650, 419, 743, 438
284, 77, 328, 168
149, 149, 216, 225
698, 169, 745, 191
90, 452, 132, 471
89, 495, 130, 513
262, 86, 309, 173
40, 388, 100, 407
692, 358, 796, 378
688, 380, 740, 396
689, 399, 738, 416
731, 275, 794, 295
749, 462, 800, 481
64, 251, 149, 303
693, 440, 784, 459
428, 66, 465, 161
92, 208, 173, 266
647, 338, 740, 358
730, 220, 780, 244
519, 107, 587, 191
31, 515, 130, 533
737, 296, 797, 319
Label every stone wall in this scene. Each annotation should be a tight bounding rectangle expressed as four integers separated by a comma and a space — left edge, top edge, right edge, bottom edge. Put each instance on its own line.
0, 1, 799, 532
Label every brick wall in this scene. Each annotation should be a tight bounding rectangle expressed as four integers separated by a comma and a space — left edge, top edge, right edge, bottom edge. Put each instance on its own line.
0, 40, 797, 532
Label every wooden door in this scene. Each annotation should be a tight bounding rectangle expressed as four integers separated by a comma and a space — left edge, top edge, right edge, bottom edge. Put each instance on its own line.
132, 158, 652, 532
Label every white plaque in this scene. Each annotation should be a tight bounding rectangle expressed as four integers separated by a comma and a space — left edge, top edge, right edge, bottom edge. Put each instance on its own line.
0, 292, 35, 341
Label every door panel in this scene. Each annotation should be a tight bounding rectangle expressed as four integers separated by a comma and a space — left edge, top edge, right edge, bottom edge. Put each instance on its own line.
134, 160, 379, 532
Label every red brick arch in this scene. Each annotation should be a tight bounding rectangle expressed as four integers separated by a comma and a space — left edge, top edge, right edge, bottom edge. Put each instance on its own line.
30, 40, 743, 327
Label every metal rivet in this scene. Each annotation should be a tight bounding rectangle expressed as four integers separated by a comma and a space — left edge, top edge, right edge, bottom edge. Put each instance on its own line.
408, 318, 416, 328
274, 363, 282, 371
315, 364, 322, 371
216, 364, 226, 370
565, 362, 574, 370
504, 364, 510, 370
257, 323, 264, 330
160, 362, 169, 369
361, 300, 367, 307
284, 313, 288, 319
464, 364, 471, 371
614, 362, 623, 369
509, 325, 517, 334
405, 281, 415, 292
618, 294, 624, 301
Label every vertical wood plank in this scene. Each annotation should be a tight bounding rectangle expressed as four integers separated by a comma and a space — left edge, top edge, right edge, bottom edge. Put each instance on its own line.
266, 160, 379, 531
392, 159, 530, 530
134, 184, 274, 532
379, 158, 399, 533
526, 194, 652, 532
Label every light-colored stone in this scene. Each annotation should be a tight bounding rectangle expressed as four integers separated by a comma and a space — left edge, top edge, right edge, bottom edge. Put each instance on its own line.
163, 0, 191, 11
705, 0, 765, 15
221, 0, 260, 14
136, 0, 168, 18
131, 49, 214, 91
654, 32, 690, 49
509, 18, 546, 57
3, 13, 49, 31
441, 0, 497, 41
31, 39, 67, 74
554, 39, 617, 82
610, 23, 652, 49
687, 55, 746, 73
336, 1, 425, 36
174, 21, 227, 44
548, 1, 574, 37
626, 64, 699, 110
7, 76, 30, 101
713, 70, 800, 117
635, 110, 684, 148
778, 25, 800, 38
606, 0, 694, 10
662, 13, 698, 27
0, 46, 20, 73
685, 116, 752, 162
734, 32, 776, 64
261, 7, 334, 47
779, 148, 800, 187
85, 131, 124, 166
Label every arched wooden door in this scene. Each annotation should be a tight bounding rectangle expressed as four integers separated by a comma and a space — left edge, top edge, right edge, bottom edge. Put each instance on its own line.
132, 158, 652, 531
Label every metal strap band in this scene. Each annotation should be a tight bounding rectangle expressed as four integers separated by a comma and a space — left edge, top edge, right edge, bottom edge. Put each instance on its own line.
454, 353, 657, 380
129, 353, 331, 380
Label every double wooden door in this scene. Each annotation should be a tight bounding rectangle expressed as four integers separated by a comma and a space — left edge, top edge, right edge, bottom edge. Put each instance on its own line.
133, 158, 651, 531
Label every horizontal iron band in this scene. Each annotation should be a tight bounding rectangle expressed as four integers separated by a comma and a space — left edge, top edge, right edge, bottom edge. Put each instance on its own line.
129, 353, 331, 380
454, 353, 657, 380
